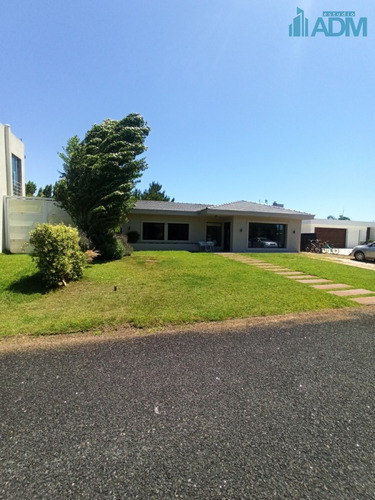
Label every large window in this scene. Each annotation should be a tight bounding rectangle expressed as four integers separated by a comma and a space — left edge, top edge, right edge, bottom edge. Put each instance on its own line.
206, 223, 222, 246
142, 222, 189, 241
12, 155, 22, 196
143, 222, 164, 240
168, 223, 189, 241
248, 223, 287, 248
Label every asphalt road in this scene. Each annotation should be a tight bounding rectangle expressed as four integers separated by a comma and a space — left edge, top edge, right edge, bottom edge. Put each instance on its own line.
1, 309, 375, 499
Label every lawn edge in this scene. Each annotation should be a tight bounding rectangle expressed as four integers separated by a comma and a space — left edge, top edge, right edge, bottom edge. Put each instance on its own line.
1, 305, 374, 354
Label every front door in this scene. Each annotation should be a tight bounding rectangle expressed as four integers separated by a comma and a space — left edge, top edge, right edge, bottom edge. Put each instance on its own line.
223, 222, 231, 252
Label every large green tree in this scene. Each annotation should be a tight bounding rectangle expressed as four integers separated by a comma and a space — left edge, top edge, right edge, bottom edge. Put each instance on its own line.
54, 114, 150, 259
134, 181, 174, 201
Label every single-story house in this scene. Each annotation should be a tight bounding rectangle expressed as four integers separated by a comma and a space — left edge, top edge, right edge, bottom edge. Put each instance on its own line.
301, 219, 375, 249
123, 200, 314, 253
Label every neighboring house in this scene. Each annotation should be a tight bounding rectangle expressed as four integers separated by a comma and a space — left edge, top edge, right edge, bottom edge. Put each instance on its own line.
0, 123, 25, 252
124, 200, 314, 252
302, 219, 375, 249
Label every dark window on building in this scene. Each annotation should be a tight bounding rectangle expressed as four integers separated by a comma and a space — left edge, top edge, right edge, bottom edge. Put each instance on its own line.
168, 223, 189, 241
143, 222, 164, 240
12, 155, 22, 196
248, 223, 287, 248
206, 223, 222, 246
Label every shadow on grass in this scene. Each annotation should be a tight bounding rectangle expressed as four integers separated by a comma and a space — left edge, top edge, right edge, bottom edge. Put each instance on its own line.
7, 273, 47, 295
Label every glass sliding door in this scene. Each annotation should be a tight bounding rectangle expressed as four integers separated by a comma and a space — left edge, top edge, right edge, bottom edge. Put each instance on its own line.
206, 223, 222, 246
248, 222, 287, 248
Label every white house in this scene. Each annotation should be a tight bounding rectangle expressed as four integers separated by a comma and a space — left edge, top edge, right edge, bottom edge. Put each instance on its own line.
301, 219, 375, 248
0, 123, 25, 251
124, 200, 314, 253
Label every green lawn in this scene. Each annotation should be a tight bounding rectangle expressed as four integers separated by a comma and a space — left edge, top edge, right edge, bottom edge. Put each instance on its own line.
0, 251, 369, 338
244, 253, 375, 290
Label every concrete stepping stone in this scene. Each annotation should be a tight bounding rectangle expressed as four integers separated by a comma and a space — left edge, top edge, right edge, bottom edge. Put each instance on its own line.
328, 289, 375, 296
350, 296, 375, 305
296, 279, 333, 284
275, 271, 305, 275
262, 267, 290, 271
312, 284, 351, 290
286, 274, 317, 279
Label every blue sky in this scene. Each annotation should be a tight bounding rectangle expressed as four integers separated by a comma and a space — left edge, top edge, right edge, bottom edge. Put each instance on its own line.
1, 0, 374, 220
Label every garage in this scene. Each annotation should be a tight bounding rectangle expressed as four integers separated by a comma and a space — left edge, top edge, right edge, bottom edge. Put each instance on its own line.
315, 227, 346, 248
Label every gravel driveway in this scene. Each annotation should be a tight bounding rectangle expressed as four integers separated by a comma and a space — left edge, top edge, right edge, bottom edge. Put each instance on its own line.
1, 308, 375, 499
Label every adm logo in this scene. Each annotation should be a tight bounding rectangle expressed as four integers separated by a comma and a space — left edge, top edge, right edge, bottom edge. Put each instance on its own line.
289, 8, 367, 37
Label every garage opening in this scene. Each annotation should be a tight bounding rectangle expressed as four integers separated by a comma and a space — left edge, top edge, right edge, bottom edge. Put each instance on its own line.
315, 228, 346, 248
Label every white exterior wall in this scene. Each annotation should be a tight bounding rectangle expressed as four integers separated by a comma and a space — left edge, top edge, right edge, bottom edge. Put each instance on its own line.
0, 128, 6, 252
1, 124, 25, 251
4, 197, 73, 253
347, 228, 368, 247
231, 216, 302, 252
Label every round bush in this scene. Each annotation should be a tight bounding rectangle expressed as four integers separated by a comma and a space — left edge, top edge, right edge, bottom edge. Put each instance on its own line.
29, 223, 87, 287
96, 236, 126, 261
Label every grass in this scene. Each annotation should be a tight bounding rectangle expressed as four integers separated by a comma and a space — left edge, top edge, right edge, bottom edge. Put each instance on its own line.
0, 251, 370, 338
244, 253, 375, 291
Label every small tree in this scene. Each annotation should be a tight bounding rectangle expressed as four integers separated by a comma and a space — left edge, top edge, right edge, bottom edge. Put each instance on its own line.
134, 181, 174, 201
327, 214, 351, 221
29, 223, 86, 287
54, 114, 150, 260
25, 181, 37, 197
42, 184, 53, 197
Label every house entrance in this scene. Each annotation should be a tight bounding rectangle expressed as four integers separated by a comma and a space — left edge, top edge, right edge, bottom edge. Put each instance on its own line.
223, 222, 231, 251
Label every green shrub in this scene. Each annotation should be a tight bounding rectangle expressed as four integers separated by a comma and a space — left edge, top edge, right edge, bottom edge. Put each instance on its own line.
78, 232, 92, 252
117, 235, 133, 257
95, 234, 124, 261
127, 230, 140, 244
29, 223, 87, 287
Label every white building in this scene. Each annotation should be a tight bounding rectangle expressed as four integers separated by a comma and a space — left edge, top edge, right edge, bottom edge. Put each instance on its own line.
302, 218, 375, 248
1, 123, 25, 251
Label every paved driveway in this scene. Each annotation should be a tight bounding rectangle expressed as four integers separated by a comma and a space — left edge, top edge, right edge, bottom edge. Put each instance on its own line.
1, 308, 375, 499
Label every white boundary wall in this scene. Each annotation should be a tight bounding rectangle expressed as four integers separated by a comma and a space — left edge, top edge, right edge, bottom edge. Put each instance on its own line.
4, 197, 73, 253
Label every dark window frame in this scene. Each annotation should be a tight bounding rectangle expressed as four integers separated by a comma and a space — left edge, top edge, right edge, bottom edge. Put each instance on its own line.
167, 223, 189, 241
142, 222, 165, 241
142, 222, 190, 242
248, 222, 287, 248
12, 154, 22, 196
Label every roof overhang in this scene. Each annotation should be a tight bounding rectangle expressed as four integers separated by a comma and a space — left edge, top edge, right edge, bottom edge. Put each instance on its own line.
201, 208, 314, 220
130, 208, 203, 217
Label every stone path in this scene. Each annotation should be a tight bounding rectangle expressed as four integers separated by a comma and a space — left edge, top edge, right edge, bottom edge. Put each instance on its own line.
217, 254, 375, 305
